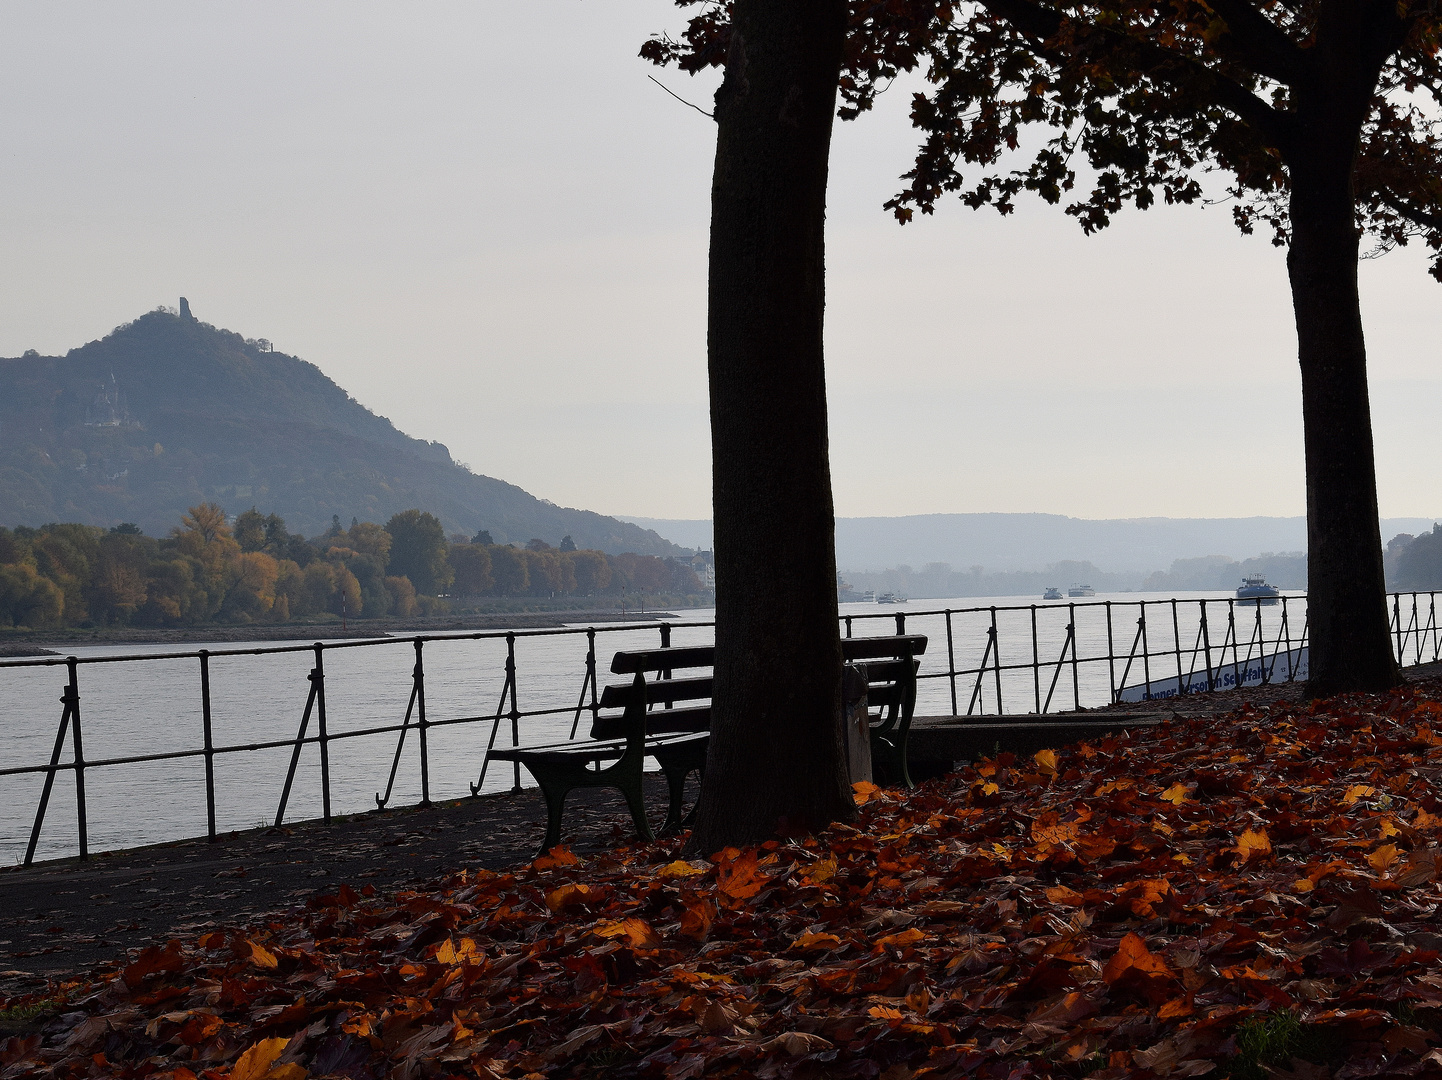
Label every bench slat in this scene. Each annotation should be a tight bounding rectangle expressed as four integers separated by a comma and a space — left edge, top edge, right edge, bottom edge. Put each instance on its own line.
611, 646, 716, 674
841, 634, 928, 660
599, 675, 713, 709
592, 704, 711, 740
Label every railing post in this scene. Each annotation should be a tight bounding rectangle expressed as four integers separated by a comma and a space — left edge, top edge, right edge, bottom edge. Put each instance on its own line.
1031, 605, 1042, 713
276, 658, 320, 827
896, 612, 906, 635
1171, 599, 1185, 695
68, 658, 88, 861
1104, 601, 1116, 704
571, 628, 599, 740
844, 615, 853, 638
1200, 600, 1214, 691
200, 650, 216, 841
989, 607, 1003, 714
1069, 604, 1080, 710
24, 669, 77, 866
314, 644, 331, 824
507, 633, 521, 792
1395, 592, 1404, 661
1138, 602, 1150, 697
414, 639, 430, 807
660, 622, 672, 649
945, 610, 959, 716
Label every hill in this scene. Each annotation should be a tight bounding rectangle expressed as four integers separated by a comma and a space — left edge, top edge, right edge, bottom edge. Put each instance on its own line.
626, 512, 1439, 574
0, 304, 683, 555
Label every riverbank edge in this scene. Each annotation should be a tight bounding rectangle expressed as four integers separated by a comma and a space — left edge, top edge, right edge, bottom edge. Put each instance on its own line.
0, 608, 690, 650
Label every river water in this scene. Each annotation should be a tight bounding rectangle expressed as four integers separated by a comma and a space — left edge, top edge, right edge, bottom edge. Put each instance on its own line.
0, 590, 1319, 864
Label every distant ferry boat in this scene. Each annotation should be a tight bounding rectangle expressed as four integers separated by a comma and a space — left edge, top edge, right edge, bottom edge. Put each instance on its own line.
1043, 587, 1063, 600
1236, 576, 1281, 604
877, 592, 897, 604
1068, 585, 1096, 597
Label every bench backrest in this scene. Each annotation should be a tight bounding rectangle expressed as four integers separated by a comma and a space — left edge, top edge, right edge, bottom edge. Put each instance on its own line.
588, 633, 927, 742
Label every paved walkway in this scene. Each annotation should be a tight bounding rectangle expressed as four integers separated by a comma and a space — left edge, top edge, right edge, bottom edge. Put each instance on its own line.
0, 777, 685, 996
6, 662, 1440, 998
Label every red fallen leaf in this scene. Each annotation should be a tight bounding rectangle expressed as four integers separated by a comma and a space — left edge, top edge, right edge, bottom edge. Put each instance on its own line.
122, 940, 185, 988
1102, 933, 1176, 1005
715, 848, 765, 901
533, 845, 580, 870
678, 893, 715, 940
174, 1013, 223, 1046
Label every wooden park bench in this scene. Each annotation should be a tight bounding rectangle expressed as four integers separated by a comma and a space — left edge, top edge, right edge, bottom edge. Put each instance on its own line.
486, 645, 713, 856
485, 633, 927, 855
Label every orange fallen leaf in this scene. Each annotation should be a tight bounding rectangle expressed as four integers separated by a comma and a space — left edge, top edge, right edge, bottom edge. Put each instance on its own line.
876, 927, 926, 949
229, 1036, 288, 1080
801, 857, 837, 884
545, 883, 596, 913
1033, 748, 1059, 776
868, 1005, 904, 1020
790, 931, 843, 952
1102, 932, 1173, 985
592, 917, 660, 950
853, 780, 882, 805
679, 894, 716, 941
1367, 843, 1401, 871
1160, 782, 1190, 805
1045, 885, 1085, 906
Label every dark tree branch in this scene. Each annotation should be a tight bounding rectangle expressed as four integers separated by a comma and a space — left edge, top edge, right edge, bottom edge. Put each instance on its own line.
1376, 187, 1442, 230
977, 0, 1293, 151
1203, 0, 1309, 86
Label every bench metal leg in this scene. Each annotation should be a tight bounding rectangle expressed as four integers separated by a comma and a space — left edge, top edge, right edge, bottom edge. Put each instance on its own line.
659, 763, 692, 834
536, 778, 572, 856
620, 777, 655, 843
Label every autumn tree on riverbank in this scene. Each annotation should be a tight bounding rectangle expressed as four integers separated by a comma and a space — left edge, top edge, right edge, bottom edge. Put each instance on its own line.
648, 0, 1442, 697
683, 0, 858, 850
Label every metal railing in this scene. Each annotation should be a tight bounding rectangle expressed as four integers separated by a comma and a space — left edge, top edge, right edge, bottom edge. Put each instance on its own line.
3, 590, 1439, 865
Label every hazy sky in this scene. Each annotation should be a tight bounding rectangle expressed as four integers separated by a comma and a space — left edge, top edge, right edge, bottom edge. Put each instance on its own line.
2, 2, 1438, 522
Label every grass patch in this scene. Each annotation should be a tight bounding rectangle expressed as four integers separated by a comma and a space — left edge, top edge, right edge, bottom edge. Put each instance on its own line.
1230, 1010, 1345, 1079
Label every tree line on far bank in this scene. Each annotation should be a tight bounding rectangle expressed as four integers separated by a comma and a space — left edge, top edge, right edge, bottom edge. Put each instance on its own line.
0, 504, 706, 629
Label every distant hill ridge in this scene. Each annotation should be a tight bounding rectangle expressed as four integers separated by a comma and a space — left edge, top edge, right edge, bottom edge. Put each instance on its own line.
0, 304, 683, 555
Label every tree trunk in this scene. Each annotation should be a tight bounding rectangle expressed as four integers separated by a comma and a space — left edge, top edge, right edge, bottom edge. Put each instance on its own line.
691, 0, 854, 853
1287, 93, 1401, 697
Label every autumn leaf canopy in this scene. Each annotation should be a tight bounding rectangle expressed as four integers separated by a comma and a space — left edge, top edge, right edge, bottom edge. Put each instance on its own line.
644, 0, 1442, 276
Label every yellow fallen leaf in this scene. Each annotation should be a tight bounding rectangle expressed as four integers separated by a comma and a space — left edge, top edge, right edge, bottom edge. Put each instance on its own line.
1293, 878, 1315, 893
1161, 783, 1190, 805
868, 1005, 904, 1020
1380, 818, 1403, 840
545, 883, 595, 913
1033, 748, 1059, 776
1342, 784, 1377, 807
267, 1066, 307, 1080
230, 1037, 289, 1080
657, 860, 706, 880
1235, 828, 1272, 862
801, 857, 837, 884
247, 941, 279, 970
